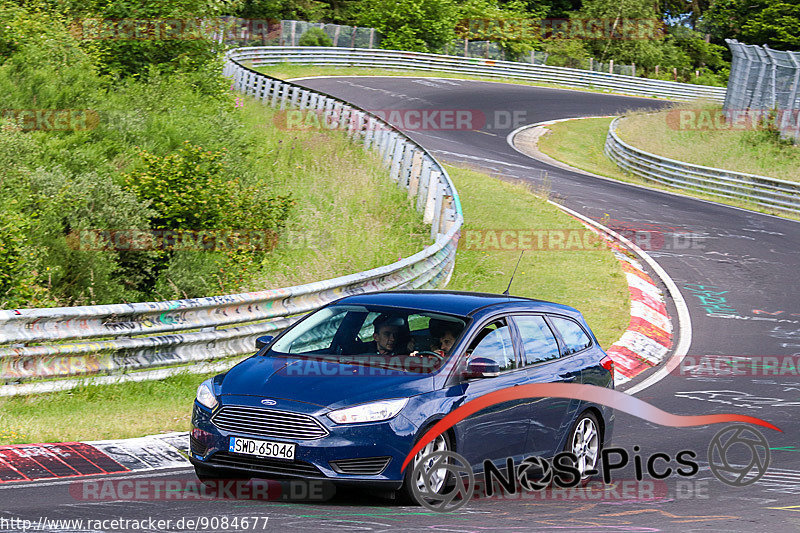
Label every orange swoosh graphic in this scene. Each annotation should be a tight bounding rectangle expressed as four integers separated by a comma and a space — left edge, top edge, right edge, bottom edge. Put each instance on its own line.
401, 382, 781, 472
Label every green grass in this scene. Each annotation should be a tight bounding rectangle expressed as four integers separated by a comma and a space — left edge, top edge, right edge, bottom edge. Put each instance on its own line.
616, 101, 800, 182
445, 164, 629, 349
227, 98, 430, 290
536, 116, 800, 220
0, 129, 631, 446
253, 63, 666, 99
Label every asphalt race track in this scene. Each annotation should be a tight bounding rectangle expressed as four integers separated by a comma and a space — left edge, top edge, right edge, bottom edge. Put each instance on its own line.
3, 77, 800, 532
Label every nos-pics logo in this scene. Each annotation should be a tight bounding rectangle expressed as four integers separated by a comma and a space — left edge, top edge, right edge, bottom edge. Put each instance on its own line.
411, 424, 770, 512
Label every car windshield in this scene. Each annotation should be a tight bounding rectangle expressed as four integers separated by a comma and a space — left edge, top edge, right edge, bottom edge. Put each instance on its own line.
268, 304, 468, 373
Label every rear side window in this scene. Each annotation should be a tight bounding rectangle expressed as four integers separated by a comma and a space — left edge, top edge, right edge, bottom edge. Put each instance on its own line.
513, 315, 560, 365
467, 320, 516, 372
550, 317, 592, 355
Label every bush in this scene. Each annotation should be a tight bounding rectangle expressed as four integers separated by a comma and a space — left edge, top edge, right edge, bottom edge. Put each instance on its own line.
124, 142, 293, 232
298, 27, 333, 47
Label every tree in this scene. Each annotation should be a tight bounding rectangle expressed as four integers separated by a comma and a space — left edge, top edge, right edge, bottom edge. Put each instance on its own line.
356, 0, 458, 52
456, 0, 547, 59
703, 0, 800, 51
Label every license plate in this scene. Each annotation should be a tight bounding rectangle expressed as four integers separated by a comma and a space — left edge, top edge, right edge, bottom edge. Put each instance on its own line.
229, 437, 296, 460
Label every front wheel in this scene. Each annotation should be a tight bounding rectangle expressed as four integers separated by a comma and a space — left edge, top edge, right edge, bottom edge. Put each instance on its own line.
398, 432, 453, 504
564, 411, 602, 485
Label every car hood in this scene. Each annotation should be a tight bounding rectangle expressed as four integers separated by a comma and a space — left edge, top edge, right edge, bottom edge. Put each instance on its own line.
220, 355, 435, 409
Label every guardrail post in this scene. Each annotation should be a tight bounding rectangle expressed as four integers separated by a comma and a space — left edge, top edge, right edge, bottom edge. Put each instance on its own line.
363, 117, 377, 149
280, 83, 289, 110
439, 196, 455, 236
424, 170, 440, 224
390, 140, 405, 182
408, 150, 423, 200
417, 158, 432, 212
399, 142, 414, 187
338, 105, 349, 132
270, 80, 281, 107
428, 175, 443, 232
383, 132, 398, 166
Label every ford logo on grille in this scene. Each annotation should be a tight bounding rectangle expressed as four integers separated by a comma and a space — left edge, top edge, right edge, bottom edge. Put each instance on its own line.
261, 399, 277, 406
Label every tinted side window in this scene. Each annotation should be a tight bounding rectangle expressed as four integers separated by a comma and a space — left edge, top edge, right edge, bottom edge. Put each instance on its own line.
550, 317, 592, 355
514, 315, 560, 365
467, 320, 516, 372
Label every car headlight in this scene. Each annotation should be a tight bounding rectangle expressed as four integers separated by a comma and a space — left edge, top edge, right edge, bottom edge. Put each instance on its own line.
196, 379, 218, 410
327, 398, 408, 424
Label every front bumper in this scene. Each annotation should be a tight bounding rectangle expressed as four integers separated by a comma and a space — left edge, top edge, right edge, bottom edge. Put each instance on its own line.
190, 397, 417, 490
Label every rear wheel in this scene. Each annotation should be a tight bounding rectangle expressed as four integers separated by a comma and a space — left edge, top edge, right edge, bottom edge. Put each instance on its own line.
398, 432, 453, 504
564, 411, 601, 485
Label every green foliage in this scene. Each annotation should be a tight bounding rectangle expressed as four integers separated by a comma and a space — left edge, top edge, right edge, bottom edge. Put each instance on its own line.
456, 0, 546, 57
232, 0, 331, 21
124, 142, 293, 232
703, 0, 800, 51
357, 0, 458, 52
542, 38, 589, 68
65, 0, 226, 79
298, 27, 333, 46
125, 143, 234, 230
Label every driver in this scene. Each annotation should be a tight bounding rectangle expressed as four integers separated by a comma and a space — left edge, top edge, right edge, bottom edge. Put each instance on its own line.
410, 319, 462, 358
429, 319, 461, 355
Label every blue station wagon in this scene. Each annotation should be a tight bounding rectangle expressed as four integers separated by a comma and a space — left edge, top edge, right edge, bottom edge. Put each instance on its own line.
189, 290, 615, 502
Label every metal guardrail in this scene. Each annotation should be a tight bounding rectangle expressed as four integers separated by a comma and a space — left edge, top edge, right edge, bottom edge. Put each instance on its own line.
604, 117, 800, 215
235, 46, 726, 102
0, 49, 464, 388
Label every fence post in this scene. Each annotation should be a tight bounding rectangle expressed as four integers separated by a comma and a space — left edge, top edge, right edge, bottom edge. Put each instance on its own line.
291, 20, 296, 46
369, 28, 374, 48
609, 59, 613, 74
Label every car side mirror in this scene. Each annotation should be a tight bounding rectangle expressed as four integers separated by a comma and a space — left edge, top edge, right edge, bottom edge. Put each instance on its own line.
464, 357, 500, 379
255, 335, 274, 350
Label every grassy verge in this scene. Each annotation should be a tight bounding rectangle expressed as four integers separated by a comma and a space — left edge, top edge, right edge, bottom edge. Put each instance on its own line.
536, 116, 800, 220
252, 63, 666, 99
0, 372, 217, 444
445, 164, 629, 349
0, 165, 630, 445
231, 98, 429, 290
615, 102, 800, 182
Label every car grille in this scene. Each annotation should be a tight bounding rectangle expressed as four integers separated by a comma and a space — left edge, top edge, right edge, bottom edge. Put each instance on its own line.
208, 452, 323, 478
329, 457, 392, 475
189, 435, 208, 456
211, 405, 329, 440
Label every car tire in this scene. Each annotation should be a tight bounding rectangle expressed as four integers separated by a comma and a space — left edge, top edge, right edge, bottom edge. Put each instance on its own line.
397, 432, 454, 505
563, 410, 602, 486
